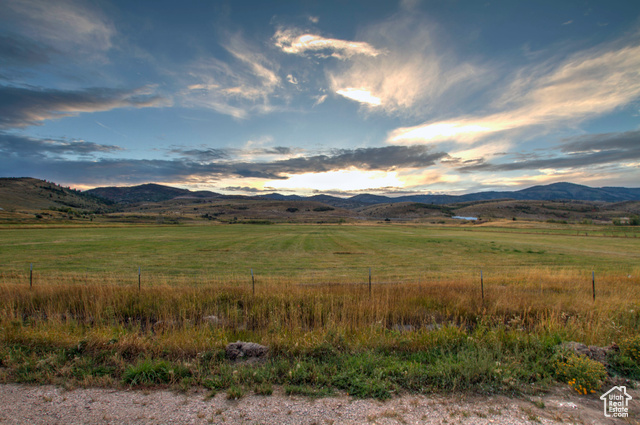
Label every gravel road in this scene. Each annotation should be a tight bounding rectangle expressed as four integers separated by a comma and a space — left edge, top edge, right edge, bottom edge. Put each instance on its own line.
0, 384, 637, 424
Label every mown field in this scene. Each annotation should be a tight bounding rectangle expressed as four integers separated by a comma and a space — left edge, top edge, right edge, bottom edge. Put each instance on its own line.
1, 222, 639, 399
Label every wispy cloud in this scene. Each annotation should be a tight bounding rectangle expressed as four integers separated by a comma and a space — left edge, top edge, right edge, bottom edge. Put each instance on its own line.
0, 132, 122, 159
182, 32, 281, 118
327, 10, 484, 114
0, 85, 168, 129
389, 42, 640, 144
1, 0, 115, 62
273, 28, 382, 59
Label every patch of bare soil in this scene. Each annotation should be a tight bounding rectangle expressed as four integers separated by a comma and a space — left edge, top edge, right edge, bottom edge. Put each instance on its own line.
0, 384, 638, 425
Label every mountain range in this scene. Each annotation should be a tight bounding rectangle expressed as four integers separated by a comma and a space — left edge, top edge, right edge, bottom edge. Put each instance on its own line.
86, 182, 640, 207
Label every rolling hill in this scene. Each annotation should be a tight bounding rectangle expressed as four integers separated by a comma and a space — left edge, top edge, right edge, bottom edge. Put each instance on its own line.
3, 178, 640, 224
0, 177, 113, 213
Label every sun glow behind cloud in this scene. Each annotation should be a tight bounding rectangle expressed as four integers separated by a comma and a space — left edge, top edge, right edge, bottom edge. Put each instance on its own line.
266, 168, 402, 192
335, 88, 381, 106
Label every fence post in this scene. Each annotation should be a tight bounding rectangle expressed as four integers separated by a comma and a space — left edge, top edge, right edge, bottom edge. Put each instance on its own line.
251, 268, 255, 296
480, 269, 484, 303
138, 266, 141, 291
368, 267, 372, 298
30, 263, 33, 289
592, 270, 595, 302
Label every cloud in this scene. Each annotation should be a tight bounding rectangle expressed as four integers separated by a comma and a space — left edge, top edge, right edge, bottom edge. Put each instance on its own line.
1, 0, 115, 62
389, 42, 640, 144
335, 88, 381, 106
0, 132, 122, 160
182, 32, 281, 118
313, 94, 328, 106
169, 147, 231, 161
459, 130, 640, 173
327, 10, 484, 114
560, 129, 640, 153
0, 85, 168, 129
260, 146, 292, 155
0, 141, 448, 186
169, 146, 293, 162
222, 186, 274, 194
248, 145, 448, 178
273, 28, 382, 59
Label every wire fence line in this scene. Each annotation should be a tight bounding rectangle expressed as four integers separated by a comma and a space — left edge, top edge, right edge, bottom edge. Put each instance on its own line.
1, 263, 636, 295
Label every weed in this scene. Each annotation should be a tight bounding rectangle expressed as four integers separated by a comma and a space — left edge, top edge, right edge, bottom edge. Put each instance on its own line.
226, 385, 245, 400
123, 359, 191, 386
254, 382, 273, 396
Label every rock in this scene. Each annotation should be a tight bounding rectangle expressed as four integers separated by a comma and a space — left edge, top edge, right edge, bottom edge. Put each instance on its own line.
152, 320, 178, 334
391, 324, 415, 332
226, 341, 268, 362
202, 315, 222, 326
559, 341, 618, 365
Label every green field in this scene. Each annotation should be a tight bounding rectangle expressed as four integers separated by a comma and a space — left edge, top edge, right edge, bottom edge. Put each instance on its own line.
1, 222, 639, 398
2, 223, 639, 281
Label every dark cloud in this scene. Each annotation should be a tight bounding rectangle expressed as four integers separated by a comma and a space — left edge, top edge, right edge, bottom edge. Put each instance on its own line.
261, 146, 292, 155
222, 186, 269, 193
0, 132, 122, 160
258, 145, 448, 176
0, 85, 168, 129
0, 140, 448, 185
561, 129, 640, 153
460, 130, 640, 173
169, 147, 231, 161
170, 146, 293, 161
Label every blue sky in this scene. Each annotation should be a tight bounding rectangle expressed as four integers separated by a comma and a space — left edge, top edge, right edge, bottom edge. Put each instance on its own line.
1, 0, 639, 196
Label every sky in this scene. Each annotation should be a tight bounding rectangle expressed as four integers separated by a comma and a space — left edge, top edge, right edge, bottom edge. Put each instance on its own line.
1, 0, 639, 196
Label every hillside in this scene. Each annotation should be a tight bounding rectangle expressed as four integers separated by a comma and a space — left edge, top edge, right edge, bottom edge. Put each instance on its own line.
263, 182, 640, 208
0, 178, 113, 214
85, 183, 219, 203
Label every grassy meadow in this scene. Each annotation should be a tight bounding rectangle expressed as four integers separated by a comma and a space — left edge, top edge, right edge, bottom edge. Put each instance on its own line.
1, 222, 639, 398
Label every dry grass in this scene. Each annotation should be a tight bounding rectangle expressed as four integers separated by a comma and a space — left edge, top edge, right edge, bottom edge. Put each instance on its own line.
2, 266, 638, 355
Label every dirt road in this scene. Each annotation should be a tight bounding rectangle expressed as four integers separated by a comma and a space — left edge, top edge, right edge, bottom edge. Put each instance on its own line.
0, 384, 637, 424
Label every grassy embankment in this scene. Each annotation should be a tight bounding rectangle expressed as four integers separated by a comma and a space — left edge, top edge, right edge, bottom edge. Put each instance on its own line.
0, 223, 639, 398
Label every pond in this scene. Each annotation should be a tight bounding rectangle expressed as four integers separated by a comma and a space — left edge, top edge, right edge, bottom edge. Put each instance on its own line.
452, 215, 478, 221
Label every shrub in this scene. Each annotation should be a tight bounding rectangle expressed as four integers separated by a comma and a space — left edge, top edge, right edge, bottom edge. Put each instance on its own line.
123, 359, 191, 386
609, 335, 640, 379
620, 335, 640, 363
554, 353, 607, 395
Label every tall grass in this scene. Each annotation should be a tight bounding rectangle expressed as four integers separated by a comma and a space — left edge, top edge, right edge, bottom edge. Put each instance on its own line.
1, 267, 638, 353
